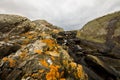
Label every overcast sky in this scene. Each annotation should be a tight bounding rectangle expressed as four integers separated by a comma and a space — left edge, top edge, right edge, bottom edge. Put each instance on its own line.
0, 0, 120, 30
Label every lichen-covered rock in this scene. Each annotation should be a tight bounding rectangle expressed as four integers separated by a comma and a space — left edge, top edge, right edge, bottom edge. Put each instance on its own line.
0, 14, 87, 80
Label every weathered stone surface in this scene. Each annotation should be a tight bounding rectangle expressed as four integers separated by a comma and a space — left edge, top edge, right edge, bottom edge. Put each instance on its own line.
0, 14, 87, 80
1, 11, 120, 80
55, 29, 120, 80
72, 11, 120, 80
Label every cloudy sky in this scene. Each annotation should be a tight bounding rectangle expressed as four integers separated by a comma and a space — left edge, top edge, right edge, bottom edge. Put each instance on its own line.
0, 0, 120, 30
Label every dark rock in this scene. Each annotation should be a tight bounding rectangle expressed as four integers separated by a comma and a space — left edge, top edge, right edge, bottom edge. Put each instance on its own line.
6, 68, 22, 80
0, 43, 21, 59
84, 55, 120, 79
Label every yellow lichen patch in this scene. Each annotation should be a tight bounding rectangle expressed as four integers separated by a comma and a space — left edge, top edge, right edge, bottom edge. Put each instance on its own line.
46, 65, 64, 80
46, 51, 59, 57
34, 49, 42, 54
69, 62, 77, 69
42, 39, 56, 50
24, 31, 36, 36
39, 59, 48, 67
52, 29, 59, 33
39, 69, 44, 73
32, 73, 39, 78
19, 52, 27, 58
32, 72, 43, 79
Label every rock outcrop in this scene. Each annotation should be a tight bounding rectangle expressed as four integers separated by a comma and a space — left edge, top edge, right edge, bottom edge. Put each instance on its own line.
77, 11, 120, 55
0, 14, 87, 80
75, 11, 120, 80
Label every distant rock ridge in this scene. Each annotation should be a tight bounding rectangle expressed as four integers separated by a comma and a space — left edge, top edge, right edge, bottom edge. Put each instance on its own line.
77, 11, 120, 55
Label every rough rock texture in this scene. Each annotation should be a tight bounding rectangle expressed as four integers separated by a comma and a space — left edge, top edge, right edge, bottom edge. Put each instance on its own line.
75, 11, 120, 80
77, 11, 120, 55
1, 11, 120, 80
0, 14, 87, 80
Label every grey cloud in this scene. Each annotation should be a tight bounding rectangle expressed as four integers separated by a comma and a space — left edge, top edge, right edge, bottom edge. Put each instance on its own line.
0, 0, 120, 30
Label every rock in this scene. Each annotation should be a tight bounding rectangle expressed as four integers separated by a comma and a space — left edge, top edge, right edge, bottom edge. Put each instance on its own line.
0, 14, 87, 80
0, 14, 34, 34
0, 42, 21, 59
33, 20, 63, 31
75, 11, 120, 80
1, 11, 120, 80
33, 20, 63, 34
77, 11, 120, 56
84, 55, 120, 80
54, 11, 120, 79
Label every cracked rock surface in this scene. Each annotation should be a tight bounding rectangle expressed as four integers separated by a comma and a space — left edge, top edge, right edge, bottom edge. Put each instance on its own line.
0, 14, 87, 80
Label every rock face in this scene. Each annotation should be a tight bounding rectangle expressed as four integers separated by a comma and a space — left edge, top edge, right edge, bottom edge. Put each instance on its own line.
75, 11, 120, 80
0, 14, 87, 80
77, 11, 120, 55
54, 30, 120, 80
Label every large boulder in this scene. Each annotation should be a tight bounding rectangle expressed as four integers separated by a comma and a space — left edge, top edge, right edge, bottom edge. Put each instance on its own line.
0, 14, 87, 80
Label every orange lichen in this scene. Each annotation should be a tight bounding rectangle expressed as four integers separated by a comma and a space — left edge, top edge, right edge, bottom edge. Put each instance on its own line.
20, 32, 38, 45
51, 56, 55, 61
39, 59, 48, 67
34, 50, 42, 54
60, 78, 66, 80
46, 65, 64, 80
27, 35, 34, 39
2, 57, 16, 67
42, 39, 56, 50
76, 65, 83, 78
9, 58, 16, 67
2, 57, 9, 62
